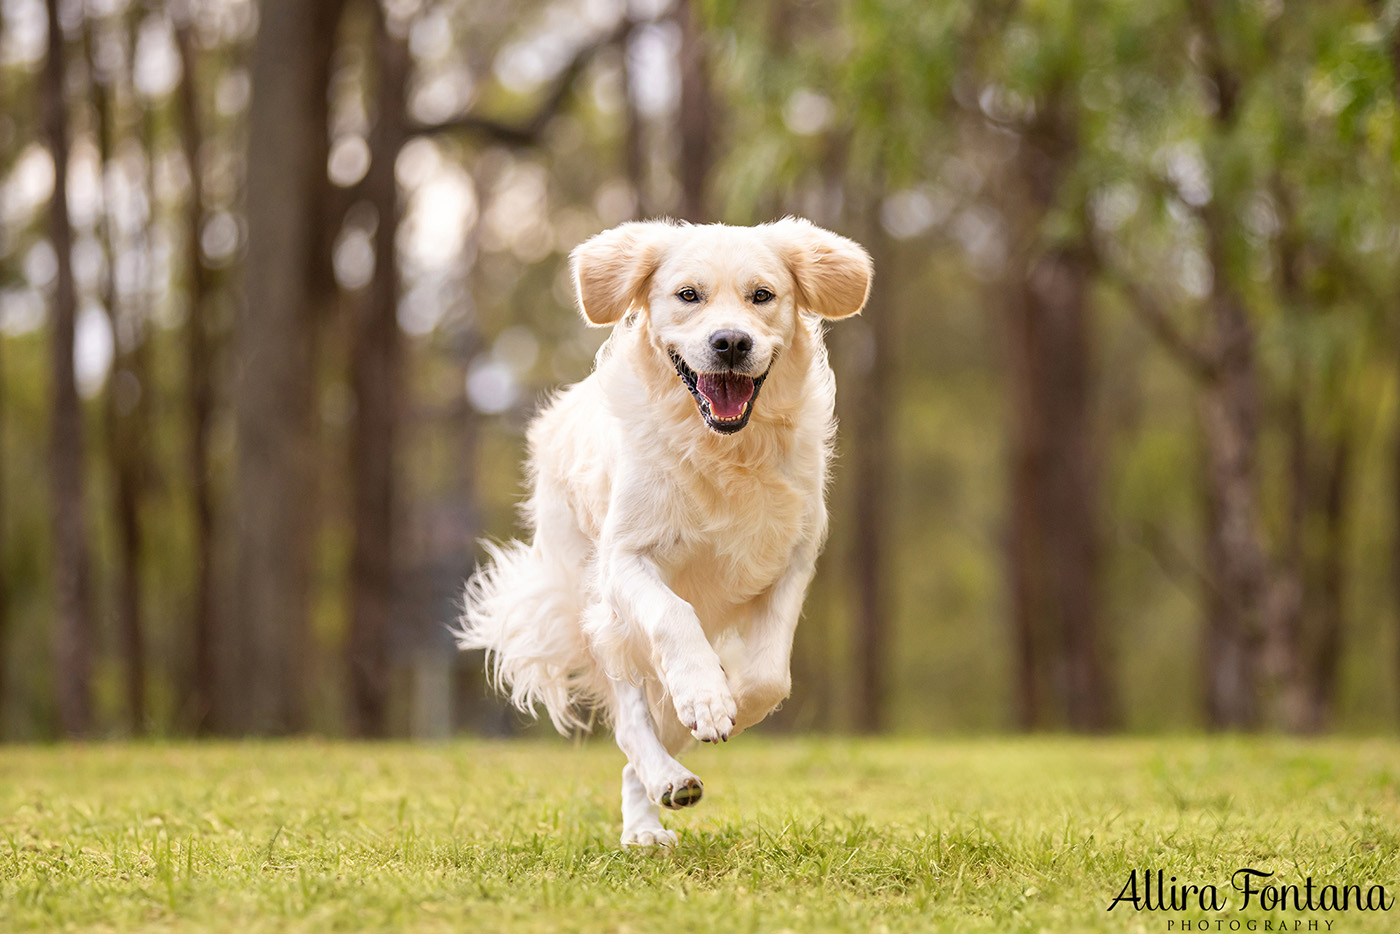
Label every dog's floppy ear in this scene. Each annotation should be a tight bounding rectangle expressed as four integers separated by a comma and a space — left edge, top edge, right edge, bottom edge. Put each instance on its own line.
767, 217, 873, 320
570, 222, 673, 326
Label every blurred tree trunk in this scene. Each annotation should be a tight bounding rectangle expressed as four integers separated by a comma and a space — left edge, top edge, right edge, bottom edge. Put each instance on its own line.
1304, 433, 1350, 730
620, 24, 650, 218
1370, 0, 1400, 728
1188, 0, 1269, 730
346, 1, 407, 739
173, 15, 219, 734
87, 11, 149, 735
847, 213, 892, 734
1272, 188, 1352, 734
1007, 245, 1111, 731
0, 299, 6, 730
1381, 12, 1400, 729
675, 0, 714, 222
227, 0, 344, 734
1196, 263, 1265, 730
1274, 192, 1312, 732
1277, 376, 1309, 727
1003, 91, 1115, 732
0, 7, 9, 729
1116, 205, 1273, 732
44, 0, 94, 737
1189, 206, 1275, 730
444, 328, 486, 734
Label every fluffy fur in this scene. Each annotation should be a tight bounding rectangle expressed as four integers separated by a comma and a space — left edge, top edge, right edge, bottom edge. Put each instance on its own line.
456, 217, 872, 845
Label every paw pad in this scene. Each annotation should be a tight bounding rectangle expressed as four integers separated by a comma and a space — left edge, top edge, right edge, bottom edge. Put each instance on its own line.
659, 778, 703, 810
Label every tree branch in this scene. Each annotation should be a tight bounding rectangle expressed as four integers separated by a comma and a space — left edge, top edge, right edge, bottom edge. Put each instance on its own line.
1101, 264, 1218, 381
1119, 518, 1212, 608
406, 17, 639, 145
1084, 203, 1217, 381
1185, 0, 1240, 127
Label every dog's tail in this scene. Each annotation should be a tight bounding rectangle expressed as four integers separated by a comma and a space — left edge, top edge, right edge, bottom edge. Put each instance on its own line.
453, 539, 602, 735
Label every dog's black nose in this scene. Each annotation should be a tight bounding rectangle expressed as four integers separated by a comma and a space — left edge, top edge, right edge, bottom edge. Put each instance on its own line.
709, 329, 753, 367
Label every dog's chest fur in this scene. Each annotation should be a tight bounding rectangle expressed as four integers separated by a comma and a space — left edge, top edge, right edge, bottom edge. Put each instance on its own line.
652, 443, 818, 630
545, 321, 833, 634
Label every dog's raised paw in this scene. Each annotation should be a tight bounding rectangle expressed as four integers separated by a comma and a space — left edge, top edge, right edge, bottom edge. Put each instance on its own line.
622, 826, 679, 847
659, 777, 703, 810
672, 678, 737, 744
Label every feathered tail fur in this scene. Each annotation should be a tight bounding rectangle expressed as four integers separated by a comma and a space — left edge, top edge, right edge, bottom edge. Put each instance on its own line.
453, 539, 607, 734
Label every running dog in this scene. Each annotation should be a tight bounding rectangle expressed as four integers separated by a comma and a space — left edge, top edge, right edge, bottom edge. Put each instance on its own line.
457, 217, 872, 845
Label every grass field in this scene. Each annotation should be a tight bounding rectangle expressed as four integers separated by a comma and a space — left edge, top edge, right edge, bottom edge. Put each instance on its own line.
3, 736, 1400, 932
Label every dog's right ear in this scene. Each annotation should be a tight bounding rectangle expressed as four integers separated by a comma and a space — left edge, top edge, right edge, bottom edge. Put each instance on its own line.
570, 222, 673, 326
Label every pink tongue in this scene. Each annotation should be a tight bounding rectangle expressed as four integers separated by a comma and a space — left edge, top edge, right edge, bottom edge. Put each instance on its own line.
696, 373, 756, 419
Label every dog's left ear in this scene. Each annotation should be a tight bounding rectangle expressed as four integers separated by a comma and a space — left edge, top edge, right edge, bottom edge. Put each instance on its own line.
570, 222, 673, 326
767, 217, 873, 320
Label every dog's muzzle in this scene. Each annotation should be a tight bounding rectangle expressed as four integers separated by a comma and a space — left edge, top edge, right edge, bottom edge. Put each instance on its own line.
668, 350, 771, 435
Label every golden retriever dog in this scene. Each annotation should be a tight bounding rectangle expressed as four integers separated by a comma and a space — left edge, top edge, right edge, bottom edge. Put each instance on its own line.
456, 217, 872, 846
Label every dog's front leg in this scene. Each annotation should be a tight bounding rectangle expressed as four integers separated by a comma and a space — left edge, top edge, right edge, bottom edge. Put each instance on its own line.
605, 551, 736, 743
611, 680, 703, 846
730, 540, 821, 734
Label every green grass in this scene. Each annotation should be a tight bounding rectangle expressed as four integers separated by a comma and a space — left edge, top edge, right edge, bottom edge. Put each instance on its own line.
3, 737, 1400, 931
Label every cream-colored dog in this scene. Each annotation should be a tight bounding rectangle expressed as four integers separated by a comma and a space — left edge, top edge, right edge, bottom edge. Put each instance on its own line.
457, 217, 872, 845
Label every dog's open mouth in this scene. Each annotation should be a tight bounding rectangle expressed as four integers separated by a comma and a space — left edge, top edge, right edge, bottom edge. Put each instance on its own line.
669, 351, 770, 434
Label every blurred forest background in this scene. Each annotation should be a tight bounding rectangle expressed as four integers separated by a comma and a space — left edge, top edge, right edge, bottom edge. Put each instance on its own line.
3, 0, 1400, 739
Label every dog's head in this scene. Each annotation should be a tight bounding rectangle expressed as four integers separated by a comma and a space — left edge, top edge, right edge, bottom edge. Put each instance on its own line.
570, 218, 873, 434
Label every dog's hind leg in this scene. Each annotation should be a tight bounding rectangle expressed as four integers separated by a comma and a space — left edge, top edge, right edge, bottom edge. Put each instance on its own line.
611, 680, 702, 846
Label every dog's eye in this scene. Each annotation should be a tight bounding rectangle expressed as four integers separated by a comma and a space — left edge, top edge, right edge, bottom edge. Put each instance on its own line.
677, 288, 700, 303
752, 288, 774, 304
